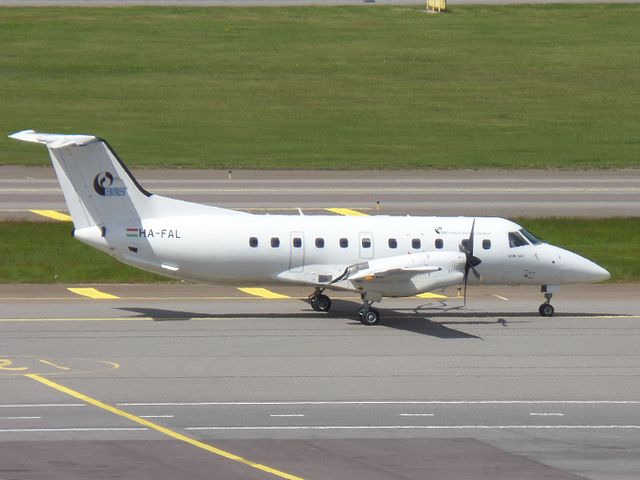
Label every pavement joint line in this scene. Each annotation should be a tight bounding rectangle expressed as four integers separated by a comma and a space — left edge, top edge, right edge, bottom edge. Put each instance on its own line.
0, 416, 41, 420
0, 427, 148, 433
185, 425, 640, 431
24, 374, 305, 480
118, 400, 640, 406
0, 404, 85, 408
237, 288, 291, 299
0, 314, 638, 322
529, 413, 565, 416
324, 207, 369, 216
28, 209, 72, 222
67, 288, 120, 300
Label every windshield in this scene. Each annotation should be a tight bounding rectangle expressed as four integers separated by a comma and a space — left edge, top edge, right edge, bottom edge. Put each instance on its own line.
509, 231, 528, 248
519, 228, 543, 245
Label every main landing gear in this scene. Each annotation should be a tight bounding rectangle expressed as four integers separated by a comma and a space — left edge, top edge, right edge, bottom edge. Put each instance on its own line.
357, 299, 380, 326
539, 285, 559, 317
308, 289, 382, 325
308, 289, 332, 312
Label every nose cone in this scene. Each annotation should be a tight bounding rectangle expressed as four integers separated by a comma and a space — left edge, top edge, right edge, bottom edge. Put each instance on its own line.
563, 251, 610, 283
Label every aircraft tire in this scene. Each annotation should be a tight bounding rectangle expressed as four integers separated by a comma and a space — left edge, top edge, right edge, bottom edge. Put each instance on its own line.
360, 308, 380, 326
316, 294, 332, 312
539, 303, 555, 317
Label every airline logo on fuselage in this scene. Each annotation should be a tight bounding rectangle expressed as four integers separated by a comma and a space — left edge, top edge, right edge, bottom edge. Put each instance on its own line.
94, 171, 127, 197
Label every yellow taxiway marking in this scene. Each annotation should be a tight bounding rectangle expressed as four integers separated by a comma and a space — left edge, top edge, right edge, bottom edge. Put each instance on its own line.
415, 292, 448, 299
25, 374, 303, 480
29, 209, 72, 222
38, 359, 70, 371
0, 359, 28, 371
67, 288, 120, 300
325, 208, 369, 216
237, 288, 290, 299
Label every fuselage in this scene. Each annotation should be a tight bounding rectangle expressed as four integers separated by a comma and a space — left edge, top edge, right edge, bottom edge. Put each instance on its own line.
81, 211, 609, 293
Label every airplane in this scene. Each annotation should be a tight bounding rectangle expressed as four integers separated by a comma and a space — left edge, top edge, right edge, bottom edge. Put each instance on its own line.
10, 130, 611, 325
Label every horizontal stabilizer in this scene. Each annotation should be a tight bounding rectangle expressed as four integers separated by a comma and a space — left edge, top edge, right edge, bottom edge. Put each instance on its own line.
9, 130, 96, 149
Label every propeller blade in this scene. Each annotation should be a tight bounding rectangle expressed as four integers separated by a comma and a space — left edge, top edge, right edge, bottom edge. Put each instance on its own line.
462, 218, 478, 306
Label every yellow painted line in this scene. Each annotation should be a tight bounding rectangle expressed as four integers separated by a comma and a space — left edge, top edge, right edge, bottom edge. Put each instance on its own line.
67, 288, 120, 300
38, 359, 70, 371
25, 374, 303, 480
0, 359, 28, 371
325, 208, 369, 217
415, 292, 448, 300
237, 288, 290, 299
29, 209, 72, 222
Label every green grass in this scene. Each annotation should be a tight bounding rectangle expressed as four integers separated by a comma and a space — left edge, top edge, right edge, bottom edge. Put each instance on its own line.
1, 5, 640, 169
0, 222, 165, 283
0, 219, 638, 283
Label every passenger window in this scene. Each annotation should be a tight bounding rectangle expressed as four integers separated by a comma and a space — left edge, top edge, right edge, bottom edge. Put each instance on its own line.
482, 239, 492, 250
315, 238, 325, 248
270, 237, 280, 248
292, 237, 302, 248
508, 231, 528, 248
388, 238, 398, 249
339, 238, 349, 248
362, 238, 372, 249
249, 237, 258, 248
435, 238, 444, 249
411, 238, 421, 249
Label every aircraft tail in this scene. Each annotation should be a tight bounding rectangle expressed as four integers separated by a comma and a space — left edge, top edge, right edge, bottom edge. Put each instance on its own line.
10, 130, 153, 231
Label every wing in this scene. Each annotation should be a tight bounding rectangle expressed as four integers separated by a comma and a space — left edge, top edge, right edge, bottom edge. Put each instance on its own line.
277, 251, 466, 297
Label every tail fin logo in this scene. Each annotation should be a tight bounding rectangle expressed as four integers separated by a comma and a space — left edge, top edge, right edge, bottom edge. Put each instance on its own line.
93, 171, 126, 197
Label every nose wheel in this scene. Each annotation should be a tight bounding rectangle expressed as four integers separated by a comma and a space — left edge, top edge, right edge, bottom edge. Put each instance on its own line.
539, 292, 555, 317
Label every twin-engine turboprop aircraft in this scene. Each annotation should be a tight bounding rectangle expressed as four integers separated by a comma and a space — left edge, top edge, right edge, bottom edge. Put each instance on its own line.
10, 130, 610, 325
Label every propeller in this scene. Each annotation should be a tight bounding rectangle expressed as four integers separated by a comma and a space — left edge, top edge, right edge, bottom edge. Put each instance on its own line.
461, 218, 482, 306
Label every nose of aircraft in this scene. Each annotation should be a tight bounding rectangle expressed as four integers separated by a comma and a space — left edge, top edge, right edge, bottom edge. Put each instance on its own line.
561, 250, 611, 283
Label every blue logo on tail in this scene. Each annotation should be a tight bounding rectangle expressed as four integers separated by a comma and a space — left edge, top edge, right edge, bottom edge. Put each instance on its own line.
93, 171, 126, 197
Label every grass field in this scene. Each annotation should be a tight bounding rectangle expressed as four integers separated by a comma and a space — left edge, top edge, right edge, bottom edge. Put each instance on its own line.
1, 219, 637, 283
1, 5, 640, 169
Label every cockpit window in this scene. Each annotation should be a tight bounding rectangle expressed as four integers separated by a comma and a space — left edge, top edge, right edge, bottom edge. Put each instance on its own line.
508, 231, 529, 248
519, 228, 543, 245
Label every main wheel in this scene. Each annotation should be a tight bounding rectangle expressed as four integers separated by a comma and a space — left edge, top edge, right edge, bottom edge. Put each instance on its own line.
315, 294, 332, 312
539, 303, 555, 317
309, 295, 320, 311
360, 308, 380, 326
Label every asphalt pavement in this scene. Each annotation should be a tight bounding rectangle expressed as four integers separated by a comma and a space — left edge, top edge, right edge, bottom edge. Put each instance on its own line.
2, 166, 639, 219
1, 283, 639, 479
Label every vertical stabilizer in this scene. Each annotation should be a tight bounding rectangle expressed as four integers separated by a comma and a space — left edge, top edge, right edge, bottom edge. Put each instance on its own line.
10, 130, 151, 231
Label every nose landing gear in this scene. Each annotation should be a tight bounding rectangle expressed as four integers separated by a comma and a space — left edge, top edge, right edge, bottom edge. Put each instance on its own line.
539, 285, 559, 317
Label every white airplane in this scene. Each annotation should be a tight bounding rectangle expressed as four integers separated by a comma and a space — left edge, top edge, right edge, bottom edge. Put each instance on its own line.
10, 130, 610, 325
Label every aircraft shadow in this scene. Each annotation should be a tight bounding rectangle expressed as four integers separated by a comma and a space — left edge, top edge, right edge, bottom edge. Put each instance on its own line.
118, 304, 480, 339
117, 303, 624, 340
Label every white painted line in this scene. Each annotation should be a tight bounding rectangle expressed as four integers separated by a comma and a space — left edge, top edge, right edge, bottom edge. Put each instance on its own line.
0, 404, 85, 408
492, 294, 510, 301
0, 416, 41, 420
119, 400, 640, 406
140, 415, 174, 419
270, 414, 304, 418
400, 413, 435, 417
0, 427, 148, 433
530, 413, 565, 417
186, 425, 640, 431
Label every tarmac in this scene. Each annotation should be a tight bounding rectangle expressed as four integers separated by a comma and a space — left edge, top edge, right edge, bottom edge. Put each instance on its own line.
2, 166, 639, 220
1, 283, 639, 479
